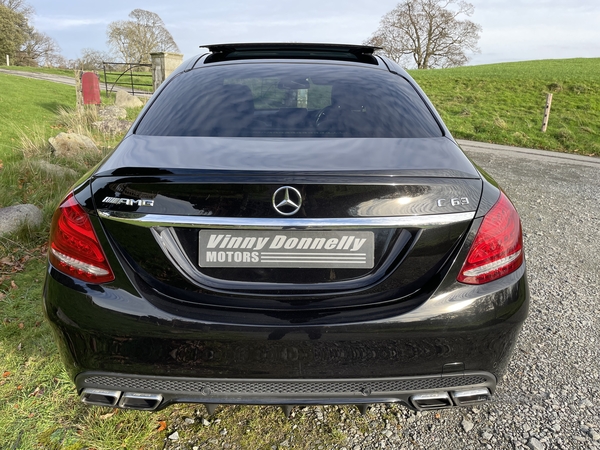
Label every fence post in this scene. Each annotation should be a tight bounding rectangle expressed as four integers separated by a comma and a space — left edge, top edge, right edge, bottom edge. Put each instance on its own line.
541, 93, 553, 132
150, 52, 183, 91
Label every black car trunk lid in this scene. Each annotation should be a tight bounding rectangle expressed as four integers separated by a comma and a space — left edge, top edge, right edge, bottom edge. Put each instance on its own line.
92, 136, 481, 311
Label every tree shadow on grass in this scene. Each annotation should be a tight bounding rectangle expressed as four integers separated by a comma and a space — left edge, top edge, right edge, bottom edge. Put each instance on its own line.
37, 101, 74, 114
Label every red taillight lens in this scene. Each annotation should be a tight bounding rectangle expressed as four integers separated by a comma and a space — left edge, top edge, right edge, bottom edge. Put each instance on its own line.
457, 192, 523, 285
49, 192, 115, 283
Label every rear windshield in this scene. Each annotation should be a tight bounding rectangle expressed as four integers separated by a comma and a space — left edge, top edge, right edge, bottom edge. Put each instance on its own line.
135, 63, 443, 138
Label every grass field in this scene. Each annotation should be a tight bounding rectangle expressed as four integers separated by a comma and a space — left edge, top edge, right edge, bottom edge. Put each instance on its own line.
0, 59, 598, 449
410, 58, 600, 155
0, 65, 75, 77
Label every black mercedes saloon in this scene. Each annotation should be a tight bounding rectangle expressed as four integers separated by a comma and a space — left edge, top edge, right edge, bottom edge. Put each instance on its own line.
43, 43, 529, 414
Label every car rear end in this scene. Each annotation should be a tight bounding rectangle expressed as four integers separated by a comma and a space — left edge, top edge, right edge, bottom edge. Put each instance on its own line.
43, 44, 528, 413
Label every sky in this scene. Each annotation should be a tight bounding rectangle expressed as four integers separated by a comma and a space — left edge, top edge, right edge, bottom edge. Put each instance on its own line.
25, 0, 600, 67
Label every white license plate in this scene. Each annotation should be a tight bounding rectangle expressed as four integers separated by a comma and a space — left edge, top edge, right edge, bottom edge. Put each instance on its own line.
199, 230, 374, 268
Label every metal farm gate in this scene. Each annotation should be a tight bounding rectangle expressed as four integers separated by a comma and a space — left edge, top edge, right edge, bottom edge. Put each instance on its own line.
101, 62, 153, 96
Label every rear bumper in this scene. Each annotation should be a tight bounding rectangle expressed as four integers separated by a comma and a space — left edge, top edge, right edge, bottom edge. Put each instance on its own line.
43, 263, 528, 409
77, 371, 496, 412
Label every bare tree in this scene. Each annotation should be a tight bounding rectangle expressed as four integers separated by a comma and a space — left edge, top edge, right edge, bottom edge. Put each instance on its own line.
107, 9, 179, 64
16, 29, 60, 66
365, 0, 482, 69
75, 47, 114, 70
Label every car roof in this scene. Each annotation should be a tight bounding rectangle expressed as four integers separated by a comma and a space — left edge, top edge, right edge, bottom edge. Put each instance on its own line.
197, 42, 383, 66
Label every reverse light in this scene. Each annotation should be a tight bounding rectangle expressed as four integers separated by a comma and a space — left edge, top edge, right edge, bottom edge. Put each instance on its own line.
457, 192, 523, 285
49, 192, 115, 283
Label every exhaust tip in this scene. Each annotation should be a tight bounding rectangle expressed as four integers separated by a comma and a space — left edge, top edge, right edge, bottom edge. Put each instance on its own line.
81, 388, 121, 407
119, 392, 163, 410
451, 388, 492, 406
411, 392, 452, 410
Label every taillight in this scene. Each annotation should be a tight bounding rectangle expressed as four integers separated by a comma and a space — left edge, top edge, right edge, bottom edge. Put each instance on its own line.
49, 192, 115, 283
457, 192, 523, 285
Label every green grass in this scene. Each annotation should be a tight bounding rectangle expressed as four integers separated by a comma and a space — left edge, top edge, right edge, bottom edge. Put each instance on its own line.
0, 65, 76, 77
0, 74, 76, 162
409, 57, 600, 156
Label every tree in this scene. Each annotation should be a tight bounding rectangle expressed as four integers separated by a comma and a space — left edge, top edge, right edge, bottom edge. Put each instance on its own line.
0, 4, 27, 62
0, 0, 33, 19
365, 0, 482, 69
16, 28, 60, 66
107, 9, 179, 64
76, 48, 114, 70
1, 0, 65, 66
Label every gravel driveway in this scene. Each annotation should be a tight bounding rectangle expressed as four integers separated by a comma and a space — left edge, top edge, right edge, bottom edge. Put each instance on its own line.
342, 142, 600, 450
162, 141, 600, 450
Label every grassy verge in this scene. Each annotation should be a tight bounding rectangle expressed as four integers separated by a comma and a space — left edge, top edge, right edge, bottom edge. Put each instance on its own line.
0, 73, 164, 448
410, 57, 600, 156
0, 66, 75, 77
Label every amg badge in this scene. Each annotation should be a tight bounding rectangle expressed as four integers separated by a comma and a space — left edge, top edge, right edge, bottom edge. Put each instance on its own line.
102, 197, 155, 207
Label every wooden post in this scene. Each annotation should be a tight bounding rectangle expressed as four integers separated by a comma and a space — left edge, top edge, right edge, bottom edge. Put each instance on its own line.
541, 93, 553, 132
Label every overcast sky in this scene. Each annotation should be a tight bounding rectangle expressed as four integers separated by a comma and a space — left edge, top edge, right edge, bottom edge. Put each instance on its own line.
27, 0, 600, 66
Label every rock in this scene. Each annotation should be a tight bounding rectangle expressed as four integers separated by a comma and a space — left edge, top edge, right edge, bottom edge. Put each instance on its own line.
527, 437, 545, 450
590, 430, 600, 441
184, 417, 195, 425
481, 431, 492, 441
98, 105, 127, 120
0, 204, 43, 236
462, 419, 474, 433
202, 418, 210, 426
168, 431, 179, 441
115, 90, 143, 108
92, 119, 132, 135
29, 160, 78, 178
49, 133, 99, 158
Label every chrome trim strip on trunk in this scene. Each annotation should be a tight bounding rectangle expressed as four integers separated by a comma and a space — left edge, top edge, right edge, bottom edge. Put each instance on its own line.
97, 211, 475, 229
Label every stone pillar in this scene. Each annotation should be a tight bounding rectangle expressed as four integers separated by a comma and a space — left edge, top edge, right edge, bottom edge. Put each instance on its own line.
150, 52, 184, 91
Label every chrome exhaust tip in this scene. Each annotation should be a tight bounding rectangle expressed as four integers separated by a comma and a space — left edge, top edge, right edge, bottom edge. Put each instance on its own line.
410, 392, 453, 410
451, 388, 492, 406
118, 392, 163, 410
81, 388, 121, 407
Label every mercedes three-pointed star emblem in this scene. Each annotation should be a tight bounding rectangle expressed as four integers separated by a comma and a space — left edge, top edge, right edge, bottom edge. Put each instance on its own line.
272, 186, 302, 216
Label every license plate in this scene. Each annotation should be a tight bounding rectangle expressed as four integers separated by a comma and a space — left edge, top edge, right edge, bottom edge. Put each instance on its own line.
199, 230, 374, 269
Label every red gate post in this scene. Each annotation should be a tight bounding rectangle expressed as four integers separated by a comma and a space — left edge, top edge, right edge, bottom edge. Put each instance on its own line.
81, 72, 101, 105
